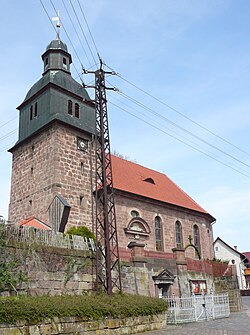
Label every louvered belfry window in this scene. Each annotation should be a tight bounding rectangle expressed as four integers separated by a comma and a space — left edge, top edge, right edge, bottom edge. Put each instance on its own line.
68, 100, 73, 115
75, 103, 80, 118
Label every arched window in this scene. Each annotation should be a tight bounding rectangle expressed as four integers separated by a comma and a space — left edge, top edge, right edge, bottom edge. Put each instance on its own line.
68, 100, 73, 115
175, 221, 183, 248
155, 216, 163, 251
193, 224, 201, 257
75, 103, 80, 118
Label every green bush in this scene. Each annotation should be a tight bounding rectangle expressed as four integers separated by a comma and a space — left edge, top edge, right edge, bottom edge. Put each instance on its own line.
66, 226, 96, 240
0, 293, 166, 324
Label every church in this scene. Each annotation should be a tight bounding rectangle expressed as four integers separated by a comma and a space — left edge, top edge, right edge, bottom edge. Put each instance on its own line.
8, 34, 217, 297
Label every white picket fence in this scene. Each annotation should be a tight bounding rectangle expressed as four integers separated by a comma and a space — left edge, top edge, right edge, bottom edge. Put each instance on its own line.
0, 224, 95, 252
164, 293, 230, 324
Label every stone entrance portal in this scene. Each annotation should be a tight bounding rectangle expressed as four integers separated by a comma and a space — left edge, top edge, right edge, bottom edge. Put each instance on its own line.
153, 269, 175, 297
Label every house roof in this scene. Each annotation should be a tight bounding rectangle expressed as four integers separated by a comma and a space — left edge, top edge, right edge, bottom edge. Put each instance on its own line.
214, 237, 248, 262
243, 252, 250, 263
111, 155, 214, 220
19, 217, 52, 230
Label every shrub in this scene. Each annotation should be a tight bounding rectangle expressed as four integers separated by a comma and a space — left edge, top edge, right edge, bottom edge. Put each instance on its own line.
66, 226, 96, 240
0, 293, 166, 324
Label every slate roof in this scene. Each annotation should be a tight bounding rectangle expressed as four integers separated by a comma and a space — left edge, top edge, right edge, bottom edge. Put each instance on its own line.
19, 217, 52, 230
46, 39, 68, 52
111, 155, 214, 220
22, 70, 89, 104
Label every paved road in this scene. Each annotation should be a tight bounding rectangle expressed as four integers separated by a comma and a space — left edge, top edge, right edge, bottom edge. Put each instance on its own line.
140, 297, 250, 335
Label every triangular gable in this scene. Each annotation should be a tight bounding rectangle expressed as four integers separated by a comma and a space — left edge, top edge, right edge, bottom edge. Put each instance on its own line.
19, 217, 52, 230
214, 237, 246, 261
152, 268, 175, 284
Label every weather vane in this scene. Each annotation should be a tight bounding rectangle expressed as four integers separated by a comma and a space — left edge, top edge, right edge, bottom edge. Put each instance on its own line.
52, 10, 61, 40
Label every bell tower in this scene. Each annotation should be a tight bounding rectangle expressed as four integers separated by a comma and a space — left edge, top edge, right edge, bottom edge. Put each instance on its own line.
8, 35, 95, 231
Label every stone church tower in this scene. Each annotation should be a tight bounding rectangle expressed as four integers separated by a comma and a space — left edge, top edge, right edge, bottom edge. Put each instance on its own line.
8, 36, 95, 231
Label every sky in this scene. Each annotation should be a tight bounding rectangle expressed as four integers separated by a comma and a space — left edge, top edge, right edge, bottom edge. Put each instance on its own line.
0, 0, 250, 252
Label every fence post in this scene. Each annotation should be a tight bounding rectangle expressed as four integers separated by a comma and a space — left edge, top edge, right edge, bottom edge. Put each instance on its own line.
173, 295, 177, 324
212, 293, 215, 319
192, 293, 197, 321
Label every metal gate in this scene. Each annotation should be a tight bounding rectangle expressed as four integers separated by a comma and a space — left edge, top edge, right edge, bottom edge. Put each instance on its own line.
165, 293, 230, 324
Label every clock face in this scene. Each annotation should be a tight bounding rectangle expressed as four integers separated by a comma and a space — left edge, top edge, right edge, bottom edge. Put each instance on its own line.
77, 137, 88, 151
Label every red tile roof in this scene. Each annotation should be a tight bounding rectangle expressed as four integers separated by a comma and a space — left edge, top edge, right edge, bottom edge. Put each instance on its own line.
19, 217, 52, 230
111, 155, 214, 220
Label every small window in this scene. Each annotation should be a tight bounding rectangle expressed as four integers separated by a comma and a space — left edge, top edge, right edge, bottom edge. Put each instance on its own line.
30, 105, 33, 120
75, 103, 80, 118
79, 196, 83, 206
31, 167, 34, 175
45, 58, 48, 65
215, 246, 219, 251
80, 162, 84, 175
29, 200, 32, 207
62, 57, 67, 70
131, 210, 139, 218
68, 100, 73, 115
34, 102, 38, 118
155, 216, 163, 251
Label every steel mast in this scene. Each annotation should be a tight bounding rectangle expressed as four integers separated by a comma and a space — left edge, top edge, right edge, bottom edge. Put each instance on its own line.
84, 61, 122, 294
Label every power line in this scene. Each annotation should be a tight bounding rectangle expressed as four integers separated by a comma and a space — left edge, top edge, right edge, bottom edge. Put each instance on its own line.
49, 0, 82, 64
39, 1, 250, 175
39, 0, 83, 78
115, 90, 250, 169
0, 129, 17, 142
38, 0, 58, 35
120, 75, 250, 157
109, 93, 231, 165
68, 0, 98, 66
61, 0, 92, 67
0, 143, 15, 153
76, 0, 100, 57
0, 117, 18, 130
109, 101, 250, 179
104, 63, 250, 158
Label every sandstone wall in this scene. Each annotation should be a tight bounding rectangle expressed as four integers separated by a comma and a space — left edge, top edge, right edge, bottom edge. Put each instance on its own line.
0, 243, 94, 296
9, 122, 95, 230
115, 192, 214, 260
0, 313, 166, 335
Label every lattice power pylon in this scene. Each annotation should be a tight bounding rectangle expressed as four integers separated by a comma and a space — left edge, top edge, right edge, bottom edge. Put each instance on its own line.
84, 63, 122, 294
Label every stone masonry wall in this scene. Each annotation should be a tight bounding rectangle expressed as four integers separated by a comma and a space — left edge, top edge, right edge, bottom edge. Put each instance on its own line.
9, 122, 95, 231
0, 243, 94, 296
0, 314, 166, 335
121, 257, 179, 297
115, 192, 214, 261
178, 269, 214, 296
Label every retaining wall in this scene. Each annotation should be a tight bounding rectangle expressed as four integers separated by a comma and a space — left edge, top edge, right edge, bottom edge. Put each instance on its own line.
0, 313, 166, 335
